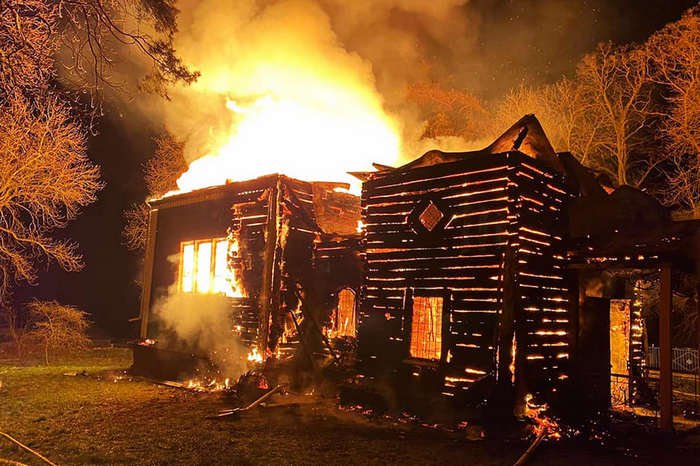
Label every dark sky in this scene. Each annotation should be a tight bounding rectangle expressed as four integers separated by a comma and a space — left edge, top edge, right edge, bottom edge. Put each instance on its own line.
469, 0, 698, 96
20, 0, 697, 339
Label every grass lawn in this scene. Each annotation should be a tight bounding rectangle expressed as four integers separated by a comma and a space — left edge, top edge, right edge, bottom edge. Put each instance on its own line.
0, 348, 697, 465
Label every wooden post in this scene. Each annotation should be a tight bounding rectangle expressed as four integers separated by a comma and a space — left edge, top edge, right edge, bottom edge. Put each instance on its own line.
659, 264, 673, 433
139, 208, 159, 340
495, 246, 518, 415
258, 178, 281, 353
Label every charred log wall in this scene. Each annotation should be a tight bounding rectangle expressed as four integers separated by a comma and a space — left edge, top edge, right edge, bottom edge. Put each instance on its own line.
273, 178, 317, 354
357, 152, 572, 404
142, 175, 363, 359
314, 236, 363, 313
359, 154, 511, 398
511, 161, 571, 398
145, 177, 277, 344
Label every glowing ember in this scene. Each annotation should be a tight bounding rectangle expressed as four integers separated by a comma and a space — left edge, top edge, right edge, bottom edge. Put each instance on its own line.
221, 237, 245, 298
183, 378, 231, 392
524, 394, 562, 440
247, 346, 264, 363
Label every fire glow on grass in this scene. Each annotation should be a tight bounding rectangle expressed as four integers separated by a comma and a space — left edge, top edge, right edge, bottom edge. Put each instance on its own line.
175, 90, 401, 195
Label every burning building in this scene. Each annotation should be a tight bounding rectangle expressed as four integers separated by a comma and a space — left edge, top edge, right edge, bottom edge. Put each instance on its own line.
352, 116, 574, 412
350, 115, 700, 427
133, 174, 362, 379
132, 113, 698, 427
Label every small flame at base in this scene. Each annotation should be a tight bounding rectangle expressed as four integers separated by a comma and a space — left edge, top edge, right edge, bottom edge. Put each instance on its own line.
524, 393, 562, 440
247, 346, 264, 363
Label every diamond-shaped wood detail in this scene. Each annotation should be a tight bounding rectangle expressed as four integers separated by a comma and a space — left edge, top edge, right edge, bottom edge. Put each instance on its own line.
418, 201, 444, 232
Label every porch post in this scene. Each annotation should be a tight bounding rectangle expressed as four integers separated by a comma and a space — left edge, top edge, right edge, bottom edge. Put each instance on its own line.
139, 208, 159, 340
659, 264, 673, 432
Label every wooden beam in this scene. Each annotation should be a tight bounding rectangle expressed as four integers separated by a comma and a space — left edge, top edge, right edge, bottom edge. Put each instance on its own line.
659, 264, 673, 433
372, 163, 395, 171
495, 246, 518, 413
139, 208, 159, 339
347, 171, 372, 181
258, 184, 280, 353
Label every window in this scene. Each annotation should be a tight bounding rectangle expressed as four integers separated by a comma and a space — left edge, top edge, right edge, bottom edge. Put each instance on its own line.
195, 241, 212, 293
409, 296, 443, 360
180, 243, 195, 292
213, 239, 230, 294
179, 238, 230, 294
335, 288, 356, 337
408, 198, 449, 235
418, 201, 444, 231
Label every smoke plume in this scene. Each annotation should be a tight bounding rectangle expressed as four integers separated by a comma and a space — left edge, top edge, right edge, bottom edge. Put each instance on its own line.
122, 0, 479, 182
153, 282, 246, 378
117, 0, 636, 185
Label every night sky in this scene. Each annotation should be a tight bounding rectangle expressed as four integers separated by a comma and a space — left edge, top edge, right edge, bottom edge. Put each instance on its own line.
21, 0, 697, 339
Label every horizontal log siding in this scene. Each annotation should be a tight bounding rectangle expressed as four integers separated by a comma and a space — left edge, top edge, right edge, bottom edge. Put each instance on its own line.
359, 155, 514, 396
230, 297, 259, 346
358, 152, 574, 401
513, 162, 571, 395
230, 188, 271, 299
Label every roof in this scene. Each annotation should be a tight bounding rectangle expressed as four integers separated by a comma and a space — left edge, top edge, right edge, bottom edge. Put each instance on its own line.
354, 114, 564, 181
357, 113, 700, 268
147, 173, 360, 236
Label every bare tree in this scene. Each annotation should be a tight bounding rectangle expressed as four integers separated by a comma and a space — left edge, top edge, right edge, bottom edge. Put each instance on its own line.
0, 0, 199, 105
576, 42, 660, 187
0, 1, 57, 96
0, 1, 195, 324
25, 300, 91, 364
658, 155, 700, 217
407, 80, 491, 141
144, 133, 188, 196
492, 79, 600, 163
1, 304, 29, 358
122, 132, 187, 252
122, 202, 151, 252
0, 93, 103, 306
647, 7, 700, 216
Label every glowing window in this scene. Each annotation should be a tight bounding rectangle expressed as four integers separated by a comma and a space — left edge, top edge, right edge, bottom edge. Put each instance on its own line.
213, 240, 230, 294
409, 296, 443, 360
195, 241, 212, 293
335, 288, 356, 337
180, 243, 195, 292
179, 238, 229, 294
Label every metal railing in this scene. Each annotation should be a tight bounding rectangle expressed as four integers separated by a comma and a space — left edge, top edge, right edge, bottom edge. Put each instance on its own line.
647, 346, 699, 373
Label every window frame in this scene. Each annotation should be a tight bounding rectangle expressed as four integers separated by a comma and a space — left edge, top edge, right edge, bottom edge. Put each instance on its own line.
334, 287, 357, 338
178, 237, 228, 295
403, 288, 451, 365
178, 241, 196, 293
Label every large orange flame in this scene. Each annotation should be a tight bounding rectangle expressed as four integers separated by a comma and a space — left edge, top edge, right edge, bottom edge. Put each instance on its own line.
175, 81, 401, 195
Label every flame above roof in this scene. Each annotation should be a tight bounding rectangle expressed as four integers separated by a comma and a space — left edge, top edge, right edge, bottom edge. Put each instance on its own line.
351, 114, 564, 181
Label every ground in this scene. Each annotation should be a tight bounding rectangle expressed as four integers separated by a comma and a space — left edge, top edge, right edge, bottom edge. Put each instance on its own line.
0, 348, 698, 465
